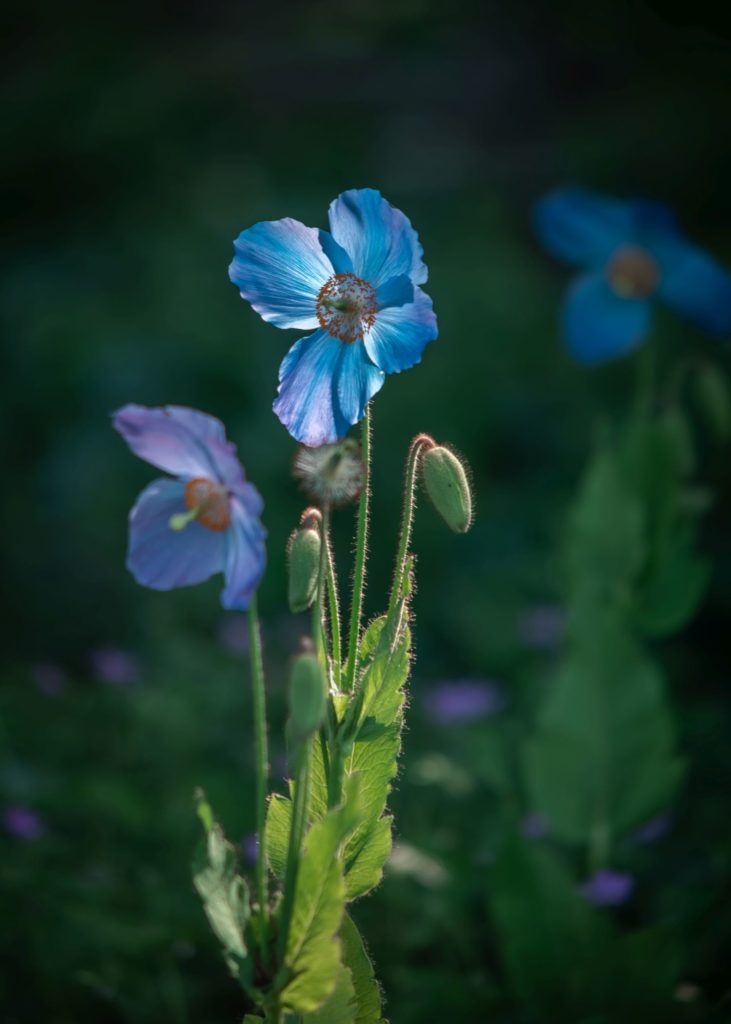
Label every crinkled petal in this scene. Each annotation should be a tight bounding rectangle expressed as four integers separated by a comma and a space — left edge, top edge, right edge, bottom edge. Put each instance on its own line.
220, 496, 268, 610
364, 285, 438, 374
127, 479, 226, 591
328, 188, 428, 288
535, 187, 636, 269
273, 329, 384, 446
648, 232, 731, 335
229, 218, 334, 329
114, 405, 227, 480
562, 272, 652, 364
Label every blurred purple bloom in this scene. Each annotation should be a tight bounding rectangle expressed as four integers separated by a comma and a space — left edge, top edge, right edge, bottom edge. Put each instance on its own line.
90, 647, 142, 685
217, 614, 250, 656
113, 405, 267, 611
579, 869, 634, 907
3, 804, 45, 841
423, 679, 505, 724
519, 604, 566, 650
240, 833, 259, 864
520, 811, 549, 840
628, 812, 672, 846
31, 662, 67, 697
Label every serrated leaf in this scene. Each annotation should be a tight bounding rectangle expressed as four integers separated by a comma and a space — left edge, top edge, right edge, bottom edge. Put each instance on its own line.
305, 964, 356, 1023
522, 617, 684, 843
193, 822, 250, 962
279, 780, 362, 1014
341, 914, 385, 1024
265, 793, 291, 879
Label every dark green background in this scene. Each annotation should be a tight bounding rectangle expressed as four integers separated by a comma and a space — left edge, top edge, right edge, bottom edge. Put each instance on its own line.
2, 2, 731, 1021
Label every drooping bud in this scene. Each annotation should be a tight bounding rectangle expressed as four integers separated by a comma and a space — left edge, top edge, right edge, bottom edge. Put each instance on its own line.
287, 509, 322, 613
421, 444, 474, 534
293, 439, 364, 506
694, 363, 731, 441
288, 653, 326, 741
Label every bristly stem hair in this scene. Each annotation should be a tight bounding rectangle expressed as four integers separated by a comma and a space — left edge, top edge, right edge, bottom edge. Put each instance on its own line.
344, 403, 372, 692
388, 433, 436, 616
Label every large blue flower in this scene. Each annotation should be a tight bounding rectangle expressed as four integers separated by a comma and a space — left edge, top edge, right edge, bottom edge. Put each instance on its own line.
229, 188, 438, 446
535, 187, 731, 364
113, 405, 266, 610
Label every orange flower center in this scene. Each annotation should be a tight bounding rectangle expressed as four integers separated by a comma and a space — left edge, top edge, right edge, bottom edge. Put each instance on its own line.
316, 273, 377, 343
606, 245, 660, 299
184, 478, 231, 531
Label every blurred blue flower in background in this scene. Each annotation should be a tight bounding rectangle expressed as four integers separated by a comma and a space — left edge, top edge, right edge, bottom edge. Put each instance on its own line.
229, 188, 438, 446
3, 805, 45, 841
113, 405, 266, 610
535, 187, 731, 363
90, 647, 142, 685
423, 678, 505, 724
579, 869, 634, 907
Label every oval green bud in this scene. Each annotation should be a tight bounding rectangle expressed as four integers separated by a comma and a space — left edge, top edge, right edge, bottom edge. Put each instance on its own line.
287, 525, 321, 613
421, 445, 473, 533
288, 653, 326, 741
694, 363, 731, 440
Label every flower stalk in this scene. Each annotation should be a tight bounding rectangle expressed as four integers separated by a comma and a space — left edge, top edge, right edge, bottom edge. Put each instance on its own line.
247, 594, 270, 961
344, 403, 372, 692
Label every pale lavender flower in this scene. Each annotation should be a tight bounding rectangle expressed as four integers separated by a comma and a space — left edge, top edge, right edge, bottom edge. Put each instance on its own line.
628, 812, 672, 846
3, 804, 45, 841
90, 647, 142, 685
520, 811, 549, 840
519, 604, 566, 650
579, 869, 634, 906
240, 833, 259, 864
31, 662, 67, 696
423, 679, 505, 724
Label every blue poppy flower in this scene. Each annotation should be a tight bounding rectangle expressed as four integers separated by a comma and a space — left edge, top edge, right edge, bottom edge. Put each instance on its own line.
229, 188, 438, 446
535, 187, 731, 364
113, 405, 266, 610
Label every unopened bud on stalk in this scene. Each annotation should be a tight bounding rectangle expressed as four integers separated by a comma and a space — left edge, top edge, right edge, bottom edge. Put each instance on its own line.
286, 509, 322, 613
694, 363, 731, 441
288, 653, 326, 741
421, 445, 474, 533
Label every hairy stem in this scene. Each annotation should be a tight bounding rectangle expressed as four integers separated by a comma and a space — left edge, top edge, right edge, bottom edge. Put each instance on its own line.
247, 595, 270, 961
277, 738, 311, 963
344, 404, 372, 691
323, 512, 342, 684
388, 433, 435, 615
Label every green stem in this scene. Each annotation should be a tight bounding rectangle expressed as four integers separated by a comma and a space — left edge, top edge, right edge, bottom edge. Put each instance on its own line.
277, 739, 311, 962
344, 404, 372, 692
633, 338, 657, 425
247, 595, 270, 960
323, 511, 342, 684
388, 433, 435, 615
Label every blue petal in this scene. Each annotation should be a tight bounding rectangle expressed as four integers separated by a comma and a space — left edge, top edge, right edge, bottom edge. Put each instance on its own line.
562, 273, 652, 364
229, 218, 335, 329
114, 405, 228, 480
376, 274, 414, 309
364, 286, 438, 374
273, 330, 384, 446
648, 232, 731, 336
327, 188, 428, 288
127, 478, 226, 591
535, 187, 635, 269
221, 496, 267, 610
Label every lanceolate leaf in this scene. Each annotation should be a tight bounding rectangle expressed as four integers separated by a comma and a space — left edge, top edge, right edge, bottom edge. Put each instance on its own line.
341, 913, 386, 1024
192, 804, 250, 965
305, 964, 356, 1024
278, 780, 362, 1014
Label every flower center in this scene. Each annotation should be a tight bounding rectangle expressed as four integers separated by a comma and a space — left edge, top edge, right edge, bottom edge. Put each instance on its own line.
182, 477, 231, 531
316, 273, 377, 343
606, 245, 660, 299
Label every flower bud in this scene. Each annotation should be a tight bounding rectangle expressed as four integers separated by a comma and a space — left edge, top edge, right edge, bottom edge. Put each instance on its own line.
288, 653, 326, 741
421, 445, 473, 533
287, 513, 322, 614
694, 363, 731, 441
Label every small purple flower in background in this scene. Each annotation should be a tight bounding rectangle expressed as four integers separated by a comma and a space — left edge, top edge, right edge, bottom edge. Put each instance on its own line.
520, 811, 549, 840
113, 405, 266, 611
423, 678, 505, 725
535, 187, 731, 363
218, 614, 250, 656
240, 833, 259, 865
519, 604, 566, 651
579, 869, 634, 907
627, 812, 672, 846
90, 647, 142, 685
31, 662, 67, 697
229, 188, 438, 446
3, 804, 45, 841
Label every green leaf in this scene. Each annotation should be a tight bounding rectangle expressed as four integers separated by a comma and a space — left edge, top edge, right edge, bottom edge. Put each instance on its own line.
522, 616, 684, 844
278, 779, 362, 1014
635, 533, 710, 636
341, 914, 385, 1024
265, 793, 291, 879
193, 820, 250, 963
305, 964, 356, 1023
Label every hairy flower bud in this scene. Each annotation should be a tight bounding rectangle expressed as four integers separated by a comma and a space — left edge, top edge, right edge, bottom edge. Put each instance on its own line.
421, 445, 473, 534
694, 363, 731, 441
288, 653, 326, 741
293, 439, 364, 506
287, 512, 322, 613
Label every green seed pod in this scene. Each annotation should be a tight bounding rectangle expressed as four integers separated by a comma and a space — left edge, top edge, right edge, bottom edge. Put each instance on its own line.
694, 363, 731, 440
287, 519, 321, 613
288, 653, 326, 741
421, 445, 473, 533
